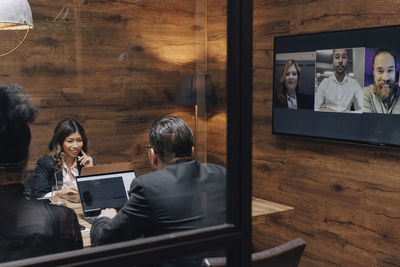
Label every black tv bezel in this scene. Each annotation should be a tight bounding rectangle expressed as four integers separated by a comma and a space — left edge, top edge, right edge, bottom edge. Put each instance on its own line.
272, 25, 400, 148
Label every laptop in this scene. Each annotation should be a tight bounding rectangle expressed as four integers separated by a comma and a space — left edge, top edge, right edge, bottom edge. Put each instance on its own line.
76, 169, 136, 224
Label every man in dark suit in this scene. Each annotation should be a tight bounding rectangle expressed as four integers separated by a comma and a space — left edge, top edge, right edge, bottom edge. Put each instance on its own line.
90, 116, 226, 257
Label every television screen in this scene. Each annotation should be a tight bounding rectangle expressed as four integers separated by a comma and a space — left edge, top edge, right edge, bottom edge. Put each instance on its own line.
272, 25, 400, 147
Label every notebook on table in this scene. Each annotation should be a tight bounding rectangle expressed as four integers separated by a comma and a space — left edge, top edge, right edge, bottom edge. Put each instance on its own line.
76, 169, 136, 224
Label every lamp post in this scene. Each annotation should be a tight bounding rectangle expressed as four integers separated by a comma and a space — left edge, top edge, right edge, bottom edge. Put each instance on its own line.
176, 74, 216, 162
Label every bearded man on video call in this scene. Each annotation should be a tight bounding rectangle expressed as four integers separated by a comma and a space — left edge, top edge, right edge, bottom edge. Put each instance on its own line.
364, 48, 400, 114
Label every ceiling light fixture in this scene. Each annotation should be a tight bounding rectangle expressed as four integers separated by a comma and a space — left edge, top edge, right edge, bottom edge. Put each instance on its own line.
0, 0, 33, 57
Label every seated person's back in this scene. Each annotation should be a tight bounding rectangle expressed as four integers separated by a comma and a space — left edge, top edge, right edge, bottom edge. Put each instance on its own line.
90, 116, 227, 266
92, 159, 226, 244
0, 184, 82, 262
0, 84, 83, 263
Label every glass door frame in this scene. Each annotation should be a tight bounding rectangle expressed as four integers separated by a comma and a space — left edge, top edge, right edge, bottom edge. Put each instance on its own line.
0, 0, 253, 266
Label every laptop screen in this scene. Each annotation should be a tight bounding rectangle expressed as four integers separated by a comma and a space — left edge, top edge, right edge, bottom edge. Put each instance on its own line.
76, 171, 136, 217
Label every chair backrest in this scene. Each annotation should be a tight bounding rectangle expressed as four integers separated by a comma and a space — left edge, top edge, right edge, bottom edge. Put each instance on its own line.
200, 237, 306, 267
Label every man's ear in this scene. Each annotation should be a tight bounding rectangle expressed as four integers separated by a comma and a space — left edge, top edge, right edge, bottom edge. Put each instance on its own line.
150, 148, 158, 167
191, 146, 195, 157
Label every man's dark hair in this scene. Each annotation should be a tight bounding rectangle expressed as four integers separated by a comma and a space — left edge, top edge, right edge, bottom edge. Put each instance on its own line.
373, 48, 397, 69
0, 84, 37, 167
149, 116, 193, 163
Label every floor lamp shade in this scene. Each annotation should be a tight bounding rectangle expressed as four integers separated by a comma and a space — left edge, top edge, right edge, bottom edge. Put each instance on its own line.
0, 0, 33, 30
176, 74, 217, 106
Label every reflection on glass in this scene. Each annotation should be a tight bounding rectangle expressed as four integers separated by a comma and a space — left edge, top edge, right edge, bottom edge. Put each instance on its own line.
2, 0, 227, 265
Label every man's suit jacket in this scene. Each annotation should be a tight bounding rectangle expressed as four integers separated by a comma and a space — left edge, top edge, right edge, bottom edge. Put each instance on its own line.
91, 160, 227, 245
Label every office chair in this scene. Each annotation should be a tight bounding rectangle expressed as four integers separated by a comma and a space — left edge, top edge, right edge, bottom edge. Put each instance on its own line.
201, 237, 306, 267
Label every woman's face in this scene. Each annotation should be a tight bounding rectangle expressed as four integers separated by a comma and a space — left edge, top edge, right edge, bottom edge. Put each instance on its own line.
284, 65, 298, 93
62, 131, 83, 160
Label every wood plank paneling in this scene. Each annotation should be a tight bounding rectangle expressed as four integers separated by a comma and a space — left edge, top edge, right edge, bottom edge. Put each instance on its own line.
0, 0, 214, 175
205, 0, 227, 166
13, 0, 400, 265
251, 0, 400, 266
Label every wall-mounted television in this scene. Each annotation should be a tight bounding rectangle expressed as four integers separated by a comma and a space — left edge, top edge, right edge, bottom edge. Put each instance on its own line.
272, 25, 400, 147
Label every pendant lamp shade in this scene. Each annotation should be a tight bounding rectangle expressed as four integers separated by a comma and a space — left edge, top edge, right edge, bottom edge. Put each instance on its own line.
0, 0, 33, 30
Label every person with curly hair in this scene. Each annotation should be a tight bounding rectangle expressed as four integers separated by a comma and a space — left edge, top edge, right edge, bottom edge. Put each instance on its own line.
0, 84, 82, 263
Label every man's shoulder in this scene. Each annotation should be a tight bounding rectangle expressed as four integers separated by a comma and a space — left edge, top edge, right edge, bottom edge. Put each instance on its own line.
345, 76, 362, 88
135, 161, 226, 185
29, 198, 76, 217
364, 84, 375, 95
135, 167, 167, 181
317, 76, 334, 92
200, 163, 226, 174
48, 203, 76, 216
319, 76, 332, 86
133, 167, 167, 189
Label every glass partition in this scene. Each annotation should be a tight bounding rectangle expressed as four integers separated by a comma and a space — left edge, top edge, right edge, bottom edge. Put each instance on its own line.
0, 0, 251, 265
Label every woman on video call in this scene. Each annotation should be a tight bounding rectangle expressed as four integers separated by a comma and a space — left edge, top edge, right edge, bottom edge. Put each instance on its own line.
34, 118, 94, 199
275, 59, 311, 109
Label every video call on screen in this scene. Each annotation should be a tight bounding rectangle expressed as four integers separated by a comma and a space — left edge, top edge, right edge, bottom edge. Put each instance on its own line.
273, 25, 400, 147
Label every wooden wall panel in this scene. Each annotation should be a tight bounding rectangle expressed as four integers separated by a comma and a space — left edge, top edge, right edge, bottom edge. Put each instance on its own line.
252, 0, 400, 266
12, 0, 400, 265
0, 0, 216, 177
205, 0, 227, 166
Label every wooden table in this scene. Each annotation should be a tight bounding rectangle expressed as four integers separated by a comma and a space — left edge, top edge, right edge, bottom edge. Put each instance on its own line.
61, 200, 92, 248
252, 197, 294, 225
54, 196, 293, 248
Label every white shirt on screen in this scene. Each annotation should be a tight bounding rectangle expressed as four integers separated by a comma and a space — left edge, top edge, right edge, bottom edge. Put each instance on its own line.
314, 74, 363, 113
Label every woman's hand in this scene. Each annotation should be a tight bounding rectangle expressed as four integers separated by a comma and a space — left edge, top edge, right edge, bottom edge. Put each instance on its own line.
65, 185, 81, 203
78, 150, 94, 167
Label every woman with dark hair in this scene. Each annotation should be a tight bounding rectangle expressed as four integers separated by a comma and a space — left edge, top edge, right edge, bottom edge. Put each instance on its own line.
0, 84, 82, 262
275, 59, 311, 109
34, 118, 94, 198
